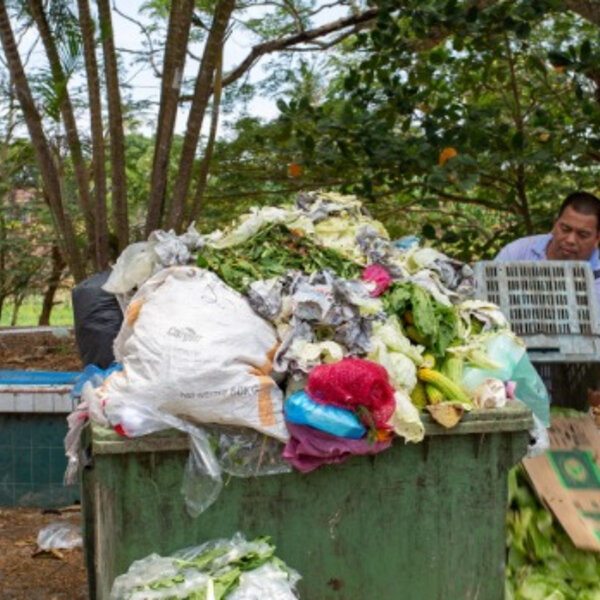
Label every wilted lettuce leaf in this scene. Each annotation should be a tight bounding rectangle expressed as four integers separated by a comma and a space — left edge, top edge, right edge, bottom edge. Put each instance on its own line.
506, 466, 600, 600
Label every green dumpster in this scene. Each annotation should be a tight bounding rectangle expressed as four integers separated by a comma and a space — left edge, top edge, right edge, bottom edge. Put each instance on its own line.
80, 402, 532, 600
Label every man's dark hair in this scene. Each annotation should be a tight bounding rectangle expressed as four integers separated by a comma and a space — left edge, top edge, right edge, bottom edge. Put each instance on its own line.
558, 191, 600, 231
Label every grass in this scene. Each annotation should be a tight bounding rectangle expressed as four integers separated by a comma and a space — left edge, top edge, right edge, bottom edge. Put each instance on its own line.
0, 293, 74, 327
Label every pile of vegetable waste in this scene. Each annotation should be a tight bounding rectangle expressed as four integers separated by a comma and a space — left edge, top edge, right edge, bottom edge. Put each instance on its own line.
100, 190, 549, 439
506, 464, 600, 600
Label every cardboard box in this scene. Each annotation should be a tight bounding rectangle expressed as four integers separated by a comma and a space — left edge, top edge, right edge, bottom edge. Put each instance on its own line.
523, 415, 600, 551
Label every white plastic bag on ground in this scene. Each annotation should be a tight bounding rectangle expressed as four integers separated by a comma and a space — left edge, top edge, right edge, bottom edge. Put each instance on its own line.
100, 266, 288, 441
37, 521, 82, 550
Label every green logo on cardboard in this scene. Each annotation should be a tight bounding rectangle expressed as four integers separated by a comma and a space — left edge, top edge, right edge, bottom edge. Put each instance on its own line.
549, 450, 600, 490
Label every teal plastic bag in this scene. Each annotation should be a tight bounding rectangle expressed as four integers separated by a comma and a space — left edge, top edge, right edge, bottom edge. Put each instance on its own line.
462, 333, 550, 426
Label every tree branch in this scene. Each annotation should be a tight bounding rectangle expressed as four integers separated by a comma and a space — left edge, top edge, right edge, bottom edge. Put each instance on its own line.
221, 7, 379, 89
113, 2, 161, 78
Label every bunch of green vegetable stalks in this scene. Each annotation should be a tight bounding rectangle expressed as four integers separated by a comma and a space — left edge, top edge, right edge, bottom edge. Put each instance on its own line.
197, 223, 361, 293
506, 465, 600, 600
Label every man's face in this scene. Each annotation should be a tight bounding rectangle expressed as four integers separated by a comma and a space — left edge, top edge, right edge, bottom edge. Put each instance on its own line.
547, 205, 600, 260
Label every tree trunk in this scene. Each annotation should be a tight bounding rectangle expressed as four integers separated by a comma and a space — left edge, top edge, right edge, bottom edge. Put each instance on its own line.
77, 0, 110, 269
10, 293, 24, 327
189, 50, 223, 224
146, 0, 195, 236
0, 2, 86, 282
97, 0, 128, 252
28, 0, 98, 268
168, 0, 235, 231
38, 244, 65, 326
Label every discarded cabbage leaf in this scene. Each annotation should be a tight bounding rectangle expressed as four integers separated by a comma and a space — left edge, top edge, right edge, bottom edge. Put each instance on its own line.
388, 390, 425, 443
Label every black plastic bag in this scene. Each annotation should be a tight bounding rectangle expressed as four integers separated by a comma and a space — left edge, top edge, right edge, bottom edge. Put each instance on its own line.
72, 271, 123, 368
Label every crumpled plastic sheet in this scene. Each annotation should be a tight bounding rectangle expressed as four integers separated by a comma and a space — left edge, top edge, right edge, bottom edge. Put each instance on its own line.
100, 400, 223, 519
283, 422, 392, 473
227, 562, 301, 600
37, 521, 82, 551
148, 222, 204, 266
248, 270, 383, 376
64, 365, 121, 485
103, 224, 205, 296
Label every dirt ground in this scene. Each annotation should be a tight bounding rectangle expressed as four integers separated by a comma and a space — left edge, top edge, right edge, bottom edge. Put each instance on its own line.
1, 331, 88, 599
0, 330, 82, 372
0, 506, 88, 600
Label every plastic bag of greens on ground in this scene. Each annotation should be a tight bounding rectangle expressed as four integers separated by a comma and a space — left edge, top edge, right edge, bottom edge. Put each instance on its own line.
109, 533, 300, 600
461, 332, 550, 427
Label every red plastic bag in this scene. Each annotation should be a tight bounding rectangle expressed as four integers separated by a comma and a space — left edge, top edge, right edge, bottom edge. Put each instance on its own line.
306, 358, 395, 429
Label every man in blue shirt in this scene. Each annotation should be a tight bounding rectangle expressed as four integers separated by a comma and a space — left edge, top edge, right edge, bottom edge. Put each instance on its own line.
497, 191, 600, 305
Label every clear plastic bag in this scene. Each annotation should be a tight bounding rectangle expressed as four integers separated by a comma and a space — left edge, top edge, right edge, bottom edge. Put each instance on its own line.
109, 533, 301, 600
37, 521, 82, 550
205, 425, 291, 477
105, 400, 223, 518
462, 332, 550, 426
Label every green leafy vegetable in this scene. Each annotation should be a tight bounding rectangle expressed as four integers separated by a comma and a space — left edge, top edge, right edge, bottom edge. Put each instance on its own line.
382, 282, 458, 357
506, 465, 600, 600
197, 223, 361, 292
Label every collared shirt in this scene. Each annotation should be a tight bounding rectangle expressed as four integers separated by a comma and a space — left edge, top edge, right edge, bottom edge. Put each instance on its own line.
496, 233, 600, 312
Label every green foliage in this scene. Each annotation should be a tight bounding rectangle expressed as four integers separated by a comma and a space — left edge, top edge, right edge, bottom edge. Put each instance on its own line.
0, 294, 73, 327
262, 1, 600, 260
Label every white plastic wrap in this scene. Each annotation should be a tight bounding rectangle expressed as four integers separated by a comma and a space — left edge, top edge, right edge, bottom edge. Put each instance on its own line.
103, 241, 160, 295
526, 413, 550, 458
227, 562, 301, 600
104, 400, 223, 518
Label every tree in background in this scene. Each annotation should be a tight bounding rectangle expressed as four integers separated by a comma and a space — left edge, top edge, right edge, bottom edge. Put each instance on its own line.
1, 0, 600, 295
0, 0, 380, 284
267, 0, 600, 260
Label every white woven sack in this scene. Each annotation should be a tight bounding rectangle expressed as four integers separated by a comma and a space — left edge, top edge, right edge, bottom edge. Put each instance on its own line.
101, 266, 287, 440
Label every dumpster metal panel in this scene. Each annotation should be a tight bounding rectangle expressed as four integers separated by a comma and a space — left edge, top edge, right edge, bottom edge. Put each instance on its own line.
81, 403, 532, 600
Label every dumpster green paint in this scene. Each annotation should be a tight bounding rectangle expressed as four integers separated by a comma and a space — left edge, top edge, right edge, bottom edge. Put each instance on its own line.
81, 404, 532, 600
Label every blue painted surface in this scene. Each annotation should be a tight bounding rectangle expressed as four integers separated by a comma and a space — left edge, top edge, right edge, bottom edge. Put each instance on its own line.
0, 370, 81, 385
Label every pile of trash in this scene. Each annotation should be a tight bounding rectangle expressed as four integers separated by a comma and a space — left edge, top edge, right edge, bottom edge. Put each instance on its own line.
65, 191, 549, 514
109, 533, 300, 600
